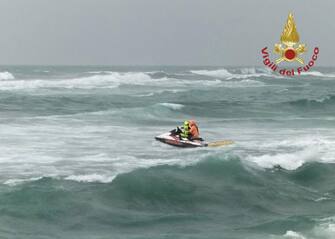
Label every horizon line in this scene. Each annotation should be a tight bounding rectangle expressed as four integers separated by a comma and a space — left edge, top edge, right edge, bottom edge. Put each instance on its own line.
0, 64, 333, 68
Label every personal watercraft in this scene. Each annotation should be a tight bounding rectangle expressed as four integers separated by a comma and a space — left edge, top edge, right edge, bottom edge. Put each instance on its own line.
155, 129, 234, 148
155, 131, 206, 148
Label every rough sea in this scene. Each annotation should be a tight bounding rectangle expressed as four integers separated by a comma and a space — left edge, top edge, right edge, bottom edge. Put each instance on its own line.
0, 66, 335, 239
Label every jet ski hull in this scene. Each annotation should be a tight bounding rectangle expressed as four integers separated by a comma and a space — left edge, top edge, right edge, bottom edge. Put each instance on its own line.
155, 132, 207, 148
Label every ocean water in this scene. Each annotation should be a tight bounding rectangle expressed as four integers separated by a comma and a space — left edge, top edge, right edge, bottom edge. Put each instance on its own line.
0, 66, 335, 239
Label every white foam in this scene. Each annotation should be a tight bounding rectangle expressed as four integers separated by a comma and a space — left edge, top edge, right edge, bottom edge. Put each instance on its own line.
252, 136, 325, 149
240, 67, 257, 75
246, 148, 318, 170
300, 71, 335, 78
87, 71, 114, 74
300, 71, 324, 77
191, 68, 282, 80
191, 69, 233, 78
133, 92, 155, 97
311, 217, 335, 239
283, 231, 306, 239
200, 79, 222, 86
280, 218, 335, 239
0, 70, 269, 92
3, 174, 116, 185
314, 197, 332, 202
4, 176, 43, 186
0, 72, 220, 91
65, 174, 115, 183
157, 103, 184, 110
0, 72, 154, 90
240, 132, 335, 170
0, 71, 15, 80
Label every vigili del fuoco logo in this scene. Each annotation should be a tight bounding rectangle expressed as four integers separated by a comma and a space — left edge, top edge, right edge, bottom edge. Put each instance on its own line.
261, 13, 319, 76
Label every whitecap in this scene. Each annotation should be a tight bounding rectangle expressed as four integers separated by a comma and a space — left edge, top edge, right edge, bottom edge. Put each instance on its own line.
65, 174, 115, 183
0, 71, 15, 80
240, 67, 257, 75
283, 230, 306, 239
246, 148, 319, 170
314, 197, 332, 202
191, 68, 282, 80
311, 217, 335, 239
157, 103, 184, 110
0, 72, 154, 90
191, 68, 233, 78
4, 176, 43, 186
300, 71, 335, 78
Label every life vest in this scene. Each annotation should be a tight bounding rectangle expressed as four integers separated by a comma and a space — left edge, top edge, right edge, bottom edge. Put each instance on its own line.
180, 120, 199, 139
180, 121, 190, 139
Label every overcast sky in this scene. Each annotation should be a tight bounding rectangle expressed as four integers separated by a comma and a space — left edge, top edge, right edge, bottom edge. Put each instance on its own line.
0, 0, 333, 66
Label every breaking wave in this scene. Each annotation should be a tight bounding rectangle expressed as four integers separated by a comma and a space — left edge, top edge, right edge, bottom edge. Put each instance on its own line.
191, 67, 282, 80
191, 68, 233, 78
300, 71, 335, 78
0, 72, 154, 90
65, 174, 115, 183
0, 71, 15, 80
157, 102, 185, 110
1, 157, 335, 238
0, 71, 271, 92
1, 66, 335, 239
246, 149, 318, 170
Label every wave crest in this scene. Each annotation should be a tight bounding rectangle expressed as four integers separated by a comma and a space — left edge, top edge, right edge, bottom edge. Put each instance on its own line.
0, 71, 15, 80
191, 68, 282, 80
191, 69, 233, 78
286, 95, 335, 107
0, 72, 154, 90
300, 71, 335, 78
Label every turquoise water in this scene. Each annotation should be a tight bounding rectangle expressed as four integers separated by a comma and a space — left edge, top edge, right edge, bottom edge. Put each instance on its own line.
0, 66, 335, 239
